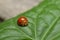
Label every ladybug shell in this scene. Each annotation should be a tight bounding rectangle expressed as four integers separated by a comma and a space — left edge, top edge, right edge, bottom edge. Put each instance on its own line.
17, 16, 28, 26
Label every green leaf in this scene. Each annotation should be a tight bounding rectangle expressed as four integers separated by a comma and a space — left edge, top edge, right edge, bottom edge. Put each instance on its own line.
0, 0, 60, 40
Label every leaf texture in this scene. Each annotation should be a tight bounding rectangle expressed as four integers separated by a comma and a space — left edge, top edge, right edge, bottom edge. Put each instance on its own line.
0, 0, 60, 40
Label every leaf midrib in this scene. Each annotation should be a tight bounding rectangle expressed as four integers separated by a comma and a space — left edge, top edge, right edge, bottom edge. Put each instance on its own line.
33, 2, 53, 40
41, 17, 60, 40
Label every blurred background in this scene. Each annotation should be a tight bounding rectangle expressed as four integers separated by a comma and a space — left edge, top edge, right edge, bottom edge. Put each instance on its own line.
0, 0, 43, 22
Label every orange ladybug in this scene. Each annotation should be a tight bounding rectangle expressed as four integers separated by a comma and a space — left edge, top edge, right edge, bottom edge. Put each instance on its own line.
17, 16, 28, 26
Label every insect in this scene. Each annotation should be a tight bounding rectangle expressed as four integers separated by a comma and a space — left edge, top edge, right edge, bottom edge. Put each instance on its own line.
17, 16, 28, 26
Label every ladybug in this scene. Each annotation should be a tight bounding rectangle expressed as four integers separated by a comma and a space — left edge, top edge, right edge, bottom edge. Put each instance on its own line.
17, 16, 28, 26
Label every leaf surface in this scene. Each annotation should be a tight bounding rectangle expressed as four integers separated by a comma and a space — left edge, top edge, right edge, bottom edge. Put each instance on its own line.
0, 0, 60, 40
